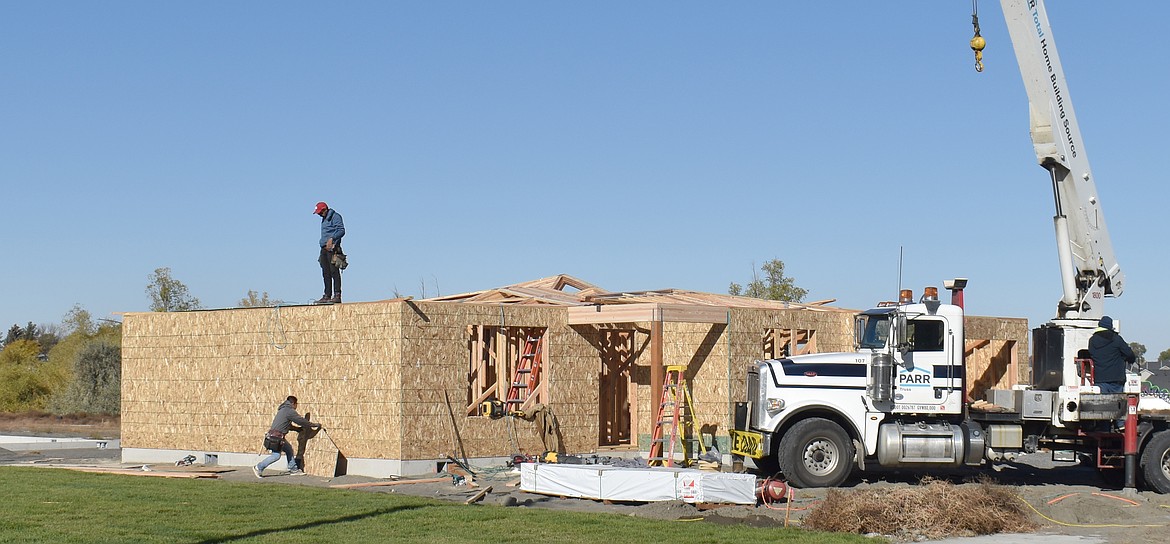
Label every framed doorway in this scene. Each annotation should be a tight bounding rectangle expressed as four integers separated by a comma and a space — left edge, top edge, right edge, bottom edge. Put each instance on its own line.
598, 329, 636, 446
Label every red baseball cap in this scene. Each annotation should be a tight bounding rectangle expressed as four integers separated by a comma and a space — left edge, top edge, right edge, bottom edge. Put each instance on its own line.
313, 202, 328, 214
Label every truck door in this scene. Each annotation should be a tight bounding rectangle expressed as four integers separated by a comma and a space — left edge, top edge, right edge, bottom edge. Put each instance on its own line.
893, 317, 960, 413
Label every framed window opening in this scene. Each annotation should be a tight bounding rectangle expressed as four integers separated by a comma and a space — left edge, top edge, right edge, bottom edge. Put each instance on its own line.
762, 328, 817, 359
466, 325, 547, 416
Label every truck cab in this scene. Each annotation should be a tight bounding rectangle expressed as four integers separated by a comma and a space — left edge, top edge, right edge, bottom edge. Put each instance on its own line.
734, 286, 978, 488
731, 283, 1170, 493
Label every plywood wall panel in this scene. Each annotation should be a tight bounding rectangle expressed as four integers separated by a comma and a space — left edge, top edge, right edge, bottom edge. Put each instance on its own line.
122, 302, 406, 458
123, 297, 1029, 471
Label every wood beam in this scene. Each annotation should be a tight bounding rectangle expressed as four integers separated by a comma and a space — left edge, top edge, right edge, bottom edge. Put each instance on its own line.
567, 303, 729, 325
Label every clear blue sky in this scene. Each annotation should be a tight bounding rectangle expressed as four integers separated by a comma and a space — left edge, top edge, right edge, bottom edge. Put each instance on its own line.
4, 2, 1167, 355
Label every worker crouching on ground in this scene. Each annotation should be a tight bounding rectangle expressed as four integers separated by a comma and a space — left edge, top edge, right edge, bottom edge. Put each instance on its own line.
254, 395, 321, 477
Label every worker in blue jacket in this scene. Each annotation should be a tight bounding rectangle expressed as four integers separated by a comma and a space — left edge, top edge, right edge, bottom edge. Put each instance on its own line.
1088, 315, 1136, 394
313, 201, 345, 304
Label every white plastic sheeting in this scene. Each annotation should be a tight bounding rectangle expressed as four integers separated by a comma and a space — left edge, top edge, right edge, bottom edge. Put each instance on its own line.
519, 463, 756, 504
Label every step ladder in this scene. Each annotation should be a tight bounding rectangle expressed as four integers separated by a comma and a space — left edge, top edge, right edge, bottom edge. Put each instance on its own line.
648, 365, 706, 467
505, 334, 544, 412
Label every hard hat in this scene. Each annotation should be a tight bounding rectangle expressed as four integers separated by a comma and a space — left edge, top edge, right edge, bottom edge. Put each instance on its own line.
313, 202, 328, 214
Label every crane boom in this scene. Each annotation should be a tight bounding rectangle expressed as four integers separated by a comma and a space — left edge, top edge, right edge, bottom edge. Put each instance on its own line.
999, 0, 1123, 320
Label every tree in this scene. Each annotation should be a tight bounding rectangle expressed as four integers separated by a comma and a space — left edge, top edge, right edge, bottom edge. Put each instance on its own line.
238, 290, 284, 308
4, 322, 38, 346
4, 324, 22, 346
0, 339, 57, 411
1130, 342, 1147, 366
62, 304, 96, 336
728, 259, 808, 302
0, 364, 53, 411
46, 319, 120, 415
55, 342, 121, 414
23, 322, 39, 342
0, 339, 40, 367
1160, 348, 1170, 365
145, 267, 202, 312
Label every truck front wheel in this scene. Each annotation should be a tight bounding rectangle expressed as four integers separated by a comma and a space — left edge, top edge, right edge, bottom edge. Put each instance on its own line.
778, 418, 855, 488
1141, 430, 1170, 493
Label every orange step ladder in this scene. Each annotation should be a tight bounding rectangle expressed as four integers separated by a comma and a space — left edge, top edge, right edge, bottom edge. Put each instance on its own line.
648, 365, 706, 467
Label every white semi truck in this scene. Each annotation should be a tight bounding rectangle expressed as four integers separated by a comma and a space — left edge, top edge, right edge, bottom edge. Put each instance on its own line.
729, 0, 1170, 492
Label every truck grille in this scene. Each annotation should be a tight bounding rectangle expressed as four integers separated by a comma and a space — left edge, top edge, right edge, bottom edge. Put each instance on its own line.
748, 364, 762, 428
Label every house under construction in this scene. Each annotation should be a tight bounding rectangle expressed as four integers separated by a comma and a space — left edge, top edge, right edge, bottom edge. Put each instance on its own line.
120, 274, 1027, 477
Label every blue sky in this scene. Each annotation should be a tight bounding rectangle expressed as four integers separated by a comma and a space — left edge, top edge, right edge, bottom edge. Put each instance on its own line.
4, 2, 1167, 355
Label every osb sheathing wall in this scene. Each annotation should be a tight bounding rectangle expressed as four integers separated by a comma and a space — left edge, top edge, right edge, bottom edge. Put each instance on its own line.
626, 309, 856, 448
122, 301, 408, 466
395, 301, 588, 460
964, 315, 1029, 399
123, 299, 1029, 470
122, 300, 611, 465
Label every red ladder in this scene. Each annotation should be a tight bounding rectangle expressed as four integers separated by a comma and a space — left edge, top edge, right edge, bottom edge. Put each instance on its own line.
505, 334, 543, 412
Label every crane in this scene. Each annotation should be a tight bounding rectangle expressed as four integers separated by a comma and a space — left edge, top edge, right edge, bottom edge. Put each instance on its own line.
995, 0, 1124, 389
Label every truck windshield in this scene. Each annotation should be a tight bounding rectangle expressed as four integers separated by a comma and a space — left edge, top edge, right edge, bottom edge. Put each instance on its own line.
858, 314, 890, 349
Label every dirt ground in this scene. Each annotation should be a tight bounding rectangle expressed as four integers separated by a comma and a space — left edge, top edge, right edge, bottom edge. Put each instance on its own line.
0, 413, 120, 438
3, 424, 1169, 544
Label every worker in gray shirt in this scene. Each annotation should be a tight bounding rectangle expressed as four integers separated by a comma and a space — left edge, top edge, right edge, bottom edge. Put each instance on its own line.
254, 395, 320, 477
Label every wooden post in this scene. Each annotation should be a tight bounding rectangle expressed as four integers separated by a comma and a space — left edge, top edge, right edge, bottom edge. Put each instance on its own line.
650, 319, 664, 448
496, 327, 508, 399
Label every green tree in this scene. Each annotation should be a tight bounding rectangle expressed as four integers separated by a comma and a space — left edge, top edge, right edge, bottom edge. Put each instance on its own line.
0, 339, 58, 411
0, 365, 53, 411
728, 259, 808, 302
1160, 348, 1170, 365
4, 322, 41, 346
1130, 342, 1147, 365
0, 339, 40, 367
146, 267, 202, 312
238, 290, 284, 308
3, 325, 18, 346
62, 304, 97, 336
55, 342, 121, 414
47, 318, 121, 415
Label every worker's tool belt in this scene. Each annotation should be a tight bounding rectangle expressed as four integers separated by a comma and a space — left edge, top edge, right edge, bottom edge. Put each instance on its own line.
331, 250, 348, 270
263, 429, 285, 451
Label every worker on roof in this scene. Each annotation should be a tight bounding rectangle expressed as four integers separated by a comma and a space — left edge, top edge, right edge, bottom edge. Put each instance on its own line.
313, 201, 345, 304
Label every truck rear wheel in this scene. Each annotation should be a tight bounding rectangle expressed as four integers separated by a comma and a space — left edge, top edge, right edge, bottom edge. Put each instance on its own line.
778, 418, 855, 488
1141, 430, 1170, 494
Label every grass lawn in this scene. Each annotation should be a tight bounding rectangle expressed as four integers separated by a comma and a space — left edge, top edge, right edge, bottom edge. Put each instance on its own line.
0, 467, 874, 544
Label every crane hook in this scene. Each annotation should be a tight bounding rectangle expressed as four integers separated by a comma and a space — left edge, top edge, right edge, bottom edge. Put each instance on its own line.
970, 1, 985, 72
971, 32, 986, 72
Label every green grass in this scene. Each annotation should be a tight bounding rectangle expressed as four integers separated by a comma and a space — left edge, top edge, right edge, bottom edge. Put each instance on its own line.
0, 467, 873, 544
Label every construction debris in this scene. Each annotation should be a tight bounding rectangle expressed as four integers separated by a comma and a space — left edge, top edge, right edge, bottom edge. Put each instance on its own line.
329, 476, 450, 490
464, 486, 492, 504
59, 466, 221, 479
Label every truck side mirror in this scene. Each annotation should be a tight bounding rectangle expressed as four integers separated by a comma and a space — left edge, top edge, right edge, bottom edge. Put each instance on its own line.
894, 314, 909, 353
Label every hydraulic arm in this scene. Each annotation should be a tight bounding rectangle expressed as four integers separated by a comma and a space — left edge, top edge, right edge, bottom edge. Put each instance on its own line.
999, 0, 1123, 320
